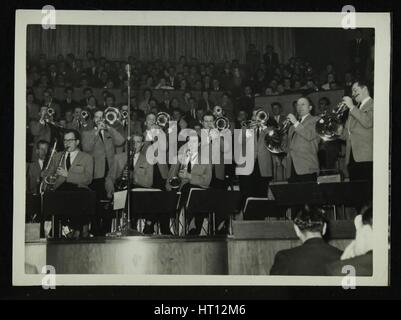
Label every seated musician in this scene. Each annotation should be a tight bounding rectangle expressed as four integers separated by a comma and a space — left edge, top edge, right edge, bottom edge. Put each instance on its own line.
26, 140, 49, 194
270, 205, 342, 276
42, 129, 94, 238
105, 133, 171, 235
166, 134, 212, 236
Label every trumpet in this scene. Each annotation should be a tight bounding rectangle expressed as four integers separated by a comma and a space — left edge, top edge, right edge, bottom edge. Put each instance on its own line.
81, 110, 89, 119
213, 105, 223, 118
104, 107, 122, 126
255, 109, 269, 125
79, 110, 89, 127
241, 120, 254, 129
168, 176, 182, 190
315, 101, 349, 141
214, 116, 230, 131
121, 110, 129, 119
47, 107, 55, 117
156, 112, 171, 128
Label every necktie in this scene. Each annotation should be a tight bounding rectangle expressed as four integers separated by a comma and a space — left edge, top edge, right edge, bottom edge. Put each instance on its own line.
99, 130, 104, 142
187, 160, 192, 173
66, 152, 71, 171
256, 128, 260, 141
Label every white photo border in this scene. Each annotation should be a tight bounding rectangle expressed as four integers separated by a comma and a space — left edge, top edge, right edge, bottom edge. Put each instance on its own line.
13, 10, 391, 286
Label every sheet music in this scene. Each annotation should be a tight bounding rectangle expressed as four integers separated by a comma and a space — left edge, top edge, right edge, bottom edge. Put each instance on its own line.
113, 190, 127, 210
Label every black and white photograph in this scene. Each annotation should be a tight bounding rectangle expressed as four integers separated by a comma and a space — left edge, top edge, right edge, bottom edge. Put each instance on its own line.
13, 10, 390, 286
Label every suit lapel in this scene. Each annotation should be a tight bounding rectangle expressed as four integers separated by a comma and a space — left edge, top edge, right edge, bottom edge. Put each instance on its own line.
70, 151, 82, 168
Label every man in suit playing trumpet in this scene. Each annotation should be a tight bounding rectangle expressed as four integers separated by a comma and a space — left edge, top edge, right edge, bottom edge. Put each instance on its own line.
339, 80, 373, 183
81, 109, 126, 235
238, 108, 275, 200
284, 97, 320, 182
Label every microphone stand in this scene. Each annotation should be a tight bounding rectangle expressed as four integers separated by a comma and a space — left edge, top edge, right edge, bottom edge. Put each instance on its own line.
119, 64, 141, 236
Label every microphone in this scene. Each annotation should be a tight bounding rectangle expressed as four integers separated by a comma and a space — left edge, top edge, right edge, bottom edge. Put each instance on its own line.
125, 64, 131, 78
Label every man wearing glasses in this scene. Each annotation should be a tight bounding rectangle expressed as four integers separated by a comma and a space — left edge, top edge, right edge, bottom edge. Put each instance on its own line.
42, 129, 94, 238
44, 129, 93, 191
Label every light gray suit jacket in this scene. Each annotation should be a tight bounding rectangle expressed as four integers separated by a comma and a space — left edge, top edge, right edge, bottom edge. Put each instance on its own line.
81, 126, 125, 179
105, 148, 154, 195
166, 161, 212, 190
43, 150, 94, 189
342, 98, 373, 164
285, 114, 320, 177
238, 127, 274, 177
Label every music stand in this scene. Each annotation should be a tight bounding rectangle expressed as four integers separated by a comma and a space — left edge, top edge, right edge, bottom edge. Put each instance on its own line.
26, 193, 42, 237
42, 190, 96, 238
130, 190, 179, 235
243, 197, 285, 221
185, 189, 242, 235
270, 180, 372, 219
209, 190, 242, 235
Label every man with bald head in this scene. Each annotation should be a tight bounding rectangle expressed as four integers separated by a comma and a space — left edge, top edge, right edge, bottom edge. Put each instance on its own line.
284, 96, 320, 182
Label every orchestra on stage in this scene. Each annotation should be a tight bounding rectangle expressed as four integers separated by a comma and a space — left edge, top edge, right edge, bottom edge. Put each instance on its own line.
26, 77, 373, 239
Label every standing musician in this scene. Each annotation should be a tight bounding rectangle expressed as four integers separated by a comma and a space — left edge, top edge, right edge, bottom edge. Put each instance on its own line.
81, 109, 125, 236
30, 106, 61, 161
115, 105, 143, 153
166, 134, 212, 236
143, 112, 169, 183
284, 96, 320, 182
238, 108, 275, 200
270, 102, 287, 181
26, 140, 49, 194
339, 80, 373, 183
201, 111, 231, 234
42, 89, 61, 121
42, 129, 94, 238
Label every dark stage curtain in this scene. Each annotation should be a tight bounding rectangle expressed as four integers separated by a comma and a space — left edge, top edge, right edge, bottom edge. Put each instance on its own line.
27, 25, 295, 64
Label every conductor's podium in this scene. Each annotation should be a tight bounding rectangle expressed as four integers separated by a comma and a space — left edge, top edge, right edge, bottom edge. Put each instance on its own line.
25, 220, 354, 275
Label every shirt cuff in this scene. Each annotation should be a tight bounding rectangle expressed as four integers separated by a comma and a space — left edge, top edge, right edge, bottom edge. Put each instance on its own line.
293, 121, 300, 128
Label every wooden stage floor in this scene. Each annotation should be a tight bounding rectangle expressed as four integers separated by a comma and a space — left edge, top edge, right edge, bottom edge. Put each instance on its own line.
25, 220, 354, 275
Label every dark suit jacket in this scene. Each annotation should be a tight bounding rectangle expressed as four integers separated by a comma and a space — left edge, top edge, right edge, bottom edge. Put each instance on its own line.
198, 99, 215, 112
270, 238, 342, 276
27, 160, 44, 194
238, 125, 274, 177
349, 39, 369, 63
326, 251, 373, 277
263, 52, 279, 69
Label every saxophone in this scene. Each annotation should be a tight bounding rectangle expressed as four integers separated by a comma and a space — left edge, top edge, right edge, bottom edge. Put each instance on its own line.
115, 162, 129, 191
40, 146, 67, 193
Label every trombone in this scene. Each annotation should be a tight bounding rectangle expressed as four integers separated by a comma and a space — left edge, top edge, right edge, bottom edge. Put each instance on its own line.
241, 109, 269, 128
212, 106, 230, 131
156, 112, 171, 128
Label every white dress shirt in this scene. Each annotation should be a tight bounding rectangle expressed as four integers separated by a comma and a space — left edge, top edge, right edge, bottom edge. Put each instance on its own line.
294, 114, 309, 128
38, 159, 44, 170
133, 152, 140, 167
